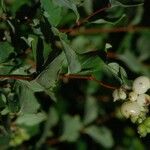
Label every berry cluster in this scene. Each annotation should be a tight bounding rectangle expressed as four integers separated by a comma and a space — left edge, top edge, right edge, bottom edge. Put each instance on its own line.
113, 76, 150, 137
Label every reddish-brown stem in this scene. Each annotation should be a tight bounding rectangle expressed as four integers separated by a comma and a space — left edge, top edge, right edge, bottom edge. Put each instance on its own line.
1, 60, 149, 82
77, 4, 111, 26
60, 26, 150, 35
60, 74, 117, 90
62, 4, 111, 34
107, 52, 118, 59
46, 138, 60, 145
0, 75, 34, 81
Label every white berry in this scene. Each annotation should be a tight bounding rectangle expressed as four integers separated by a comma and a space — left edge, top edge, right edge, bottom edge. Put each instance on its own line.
132, 76, 150, 94
112, 88, 126, 101
136, 94, 150, 106
121, 101, 141, 118
129, 91, 138, 101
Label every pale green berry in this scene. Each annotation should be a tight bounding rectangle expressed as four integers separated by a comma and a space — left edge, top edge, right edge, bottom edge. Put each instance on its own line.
136, 111, 147, 124
120, 101, 141, 118
137, 118, 144, 124
136, 94, 150, 106
128, 91, 138, 101
138, 123, 147, 137
132, 76, 150, 94
144, 117, 150, 132
137, 117, 150, 136
131, 115, 139, 123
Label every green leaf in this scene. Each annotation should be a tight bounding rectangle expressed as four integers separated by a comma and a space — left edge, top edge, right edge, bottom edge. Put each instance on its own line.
55, 0, 80, 21
60, 115, 82, 142
1, 107, 9, 115
20, 80, 44, 92
0, 65, 13, 75
83, 96, 98, 125
71, 35, 105, 54
80, 55, 105, 75
36, 52, 65, 101
0, 94, 6, 108
0, 42, 14, 63
52, 28, 81, 73
23, 125, 40, 137
137, 33, 150, 61
17, 82, 40, 114
36, 107, 59, 147
77, 139, 87, 150
118, 50, 143, 73
8, 0, 30, 16
83, 0, 93, 14
130, 6, 143, 25
7, 93, 20, 113
21, 35, 38, 62
0, 135, 10, 148
107, 62, 127, 83
47, 107, 59, 128
91, 14, 126, 25
84, 125, 114, 148
61, 40, 81, 73
12, 66, 45, 92
108, 62, 126, 76
41, 0, 62, 26
16, 113, 47, 126
111, 0, 144, 8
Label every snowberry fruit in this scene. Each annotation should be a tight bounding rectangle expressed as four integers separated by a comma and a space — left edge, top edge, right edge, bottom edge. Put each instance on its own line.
132, 76, 150, 94
136, 94, 150, 106
120, 101, 141, 118
112, 88, 126, 101
129, 91, 138, 101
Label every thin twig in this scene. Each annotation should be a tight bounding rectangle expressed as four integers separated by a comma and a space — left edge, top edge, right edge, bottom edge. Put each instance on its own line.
46, 138, 60, 146
63, 3, 111, 34
76, 4, 111, 26
60, 74, 117, 90
0, 75, 34, 81
60, 26, 150, 35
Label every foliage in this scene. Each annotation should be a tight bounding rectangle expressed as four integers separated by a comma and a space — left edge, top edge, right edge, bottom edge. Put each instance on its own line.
0, 0, 149, 149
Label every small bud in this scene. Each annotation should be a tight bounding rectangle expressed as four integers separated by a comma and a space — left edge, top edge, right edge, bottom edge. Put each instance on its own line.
2, 36, 6, 41
112, 88, 126, 101
24, 16, 28, 20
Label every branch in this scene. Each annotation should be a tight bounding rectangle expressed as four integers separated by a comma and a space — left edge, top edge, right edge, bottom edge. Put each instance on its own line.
0, 75, 34, 81
62, 3, 111, 34
76, 4, 111, 26
60, 74, 118, 90
46, 138, 60, 146
60, 26, 150, 35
